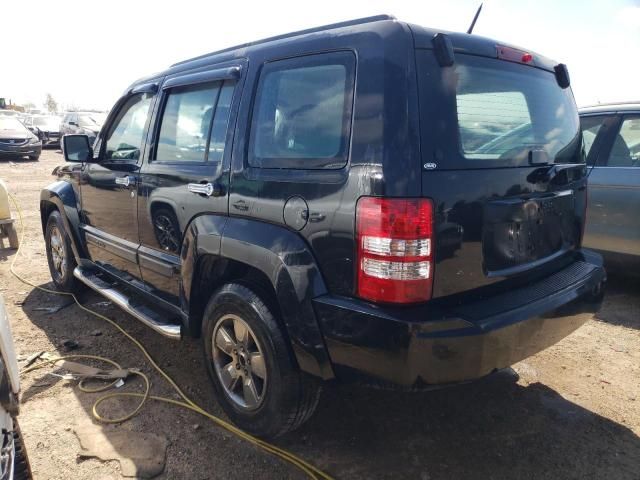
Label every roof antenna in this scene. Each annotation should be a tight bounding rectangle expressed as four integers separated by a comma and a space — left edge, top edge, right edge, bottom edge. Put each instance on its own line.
467, 3, 483, 34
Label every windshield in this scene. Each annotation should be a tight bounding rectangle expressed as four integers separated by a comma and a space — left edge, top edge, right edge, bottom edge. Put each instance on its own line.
0, 117, 27, 131
454, 55, 582, 164
33, 116, 61, 129
78, 113, 107, 128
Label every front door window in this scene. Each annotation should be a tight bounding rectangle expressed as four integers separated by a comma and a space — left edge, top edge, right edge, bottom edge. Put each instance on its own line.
105, 94, 152, 161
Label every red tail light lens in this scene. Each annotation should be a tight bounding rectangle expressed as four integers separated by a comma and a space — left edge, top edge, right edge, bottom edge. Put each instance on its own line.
356, 197, 434, 303
497, 45, 535, 65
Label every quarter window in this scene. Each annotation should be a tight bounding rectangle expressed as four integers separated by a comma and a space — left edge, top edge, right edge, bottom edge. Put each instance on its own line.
249, 51, 355, 169
104, 94, 152, 161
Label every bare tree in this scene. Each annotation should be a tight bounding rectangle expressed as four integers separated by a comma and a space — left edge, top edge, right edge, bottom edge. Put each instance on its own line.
44, 93, 58, 113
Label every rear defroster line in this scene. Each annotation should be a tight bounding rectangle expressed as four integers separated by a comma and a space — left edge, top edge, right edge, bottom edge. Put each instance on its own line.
8, 192, 333, 480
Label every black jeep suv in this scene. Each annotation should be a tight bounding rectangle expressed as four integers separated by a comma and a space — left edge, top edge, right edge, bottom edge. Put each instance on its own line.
41, 15, 605, 437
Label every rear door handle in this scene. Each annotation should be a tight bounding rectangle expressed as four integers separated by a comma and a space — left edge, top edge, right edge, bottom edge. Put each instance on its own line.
115, 176, 132, 187
188, 182, 222, 197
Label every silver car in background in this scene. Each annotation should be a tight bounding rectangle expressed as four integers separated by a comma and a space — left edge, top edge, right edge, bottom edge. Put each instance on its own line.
580, 102, 640, 273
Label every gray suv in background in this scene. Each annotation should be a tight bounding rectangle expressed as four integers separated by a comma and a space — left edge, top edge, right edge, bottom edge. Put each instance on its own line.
59, 112, 106, 148
580, 102, 640, 273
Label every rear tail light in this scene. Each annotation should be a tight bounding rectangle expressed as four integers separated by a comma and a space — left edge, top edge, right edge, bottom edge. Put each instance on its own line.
356, 197, 434, 304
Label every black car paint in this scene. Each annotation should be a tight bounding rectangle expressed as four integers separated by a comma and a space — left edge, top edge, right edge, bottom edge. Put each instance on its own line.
40, 16, 604, 387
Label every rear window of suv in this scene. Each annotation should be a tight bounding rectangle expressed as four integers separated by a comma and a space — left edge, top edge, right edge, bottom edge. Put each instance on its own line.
454, 55, 582, 165
417, 52, 583, 169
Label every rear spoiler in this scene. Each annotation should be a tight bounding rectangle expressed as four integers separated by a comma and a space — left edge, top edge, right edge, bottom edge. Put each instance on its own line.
430, 33, 570, 88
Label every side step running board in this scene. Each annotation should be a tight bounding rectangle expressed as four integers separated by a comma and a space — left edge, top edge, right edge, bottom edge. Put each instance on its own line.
73, 267, 181, 339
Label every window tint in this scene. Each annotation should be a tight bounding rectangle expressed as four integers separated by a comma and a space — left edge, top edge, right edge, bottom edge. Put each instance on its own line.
249, 51, 355, 169
579, 115, 607, 162
453, 55, 581, 164
608, 117, 640, 167
156, 82, 220, 163
458, 92, 533, 155
207, 81, 235, 163
104, 94, 152, 161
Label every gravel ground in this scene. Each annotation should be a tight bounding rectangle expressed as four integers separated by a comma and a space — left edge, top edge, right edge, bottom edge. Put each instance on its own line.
0, 149, 638, 479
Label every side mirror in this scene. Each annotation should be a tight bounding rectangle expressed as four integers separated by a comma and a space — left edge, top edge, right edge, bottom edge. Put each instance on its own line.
63, 134, 93, 162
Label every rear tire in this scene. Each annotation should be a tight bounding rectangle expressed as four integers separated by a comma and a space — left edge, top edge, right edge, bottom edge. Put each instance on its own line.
45, 211, 82, 293
202, 283, 321, 438
28, 155, 39, 161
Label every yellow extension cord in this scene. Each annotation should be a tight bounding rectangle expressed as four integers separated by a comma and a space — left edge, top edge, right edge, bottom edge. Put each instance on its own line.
7, 192, 333, 480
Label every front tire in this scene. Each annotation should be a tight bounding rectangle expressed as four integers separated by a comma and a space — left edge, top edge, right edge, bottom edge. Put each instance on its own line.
45, 211, 82, 293
12, 420, 32, 480
202, 284, 321, 438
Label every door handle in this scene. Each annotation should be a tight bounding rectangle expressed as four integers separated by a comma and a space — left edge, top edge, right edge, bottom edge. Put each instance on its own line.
187, 182, 222, 197
232, 200, 249, 211
115, 176, 132, 187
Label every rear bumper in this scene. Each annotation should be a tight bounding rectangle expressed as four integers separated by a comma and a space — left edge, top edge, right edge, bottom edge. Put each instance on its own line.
313, 250, 606, 386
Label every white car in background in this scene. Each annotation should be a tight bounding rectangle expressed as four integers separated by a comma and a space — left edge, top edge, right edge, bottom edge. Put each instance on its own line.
0, 295, 31, 479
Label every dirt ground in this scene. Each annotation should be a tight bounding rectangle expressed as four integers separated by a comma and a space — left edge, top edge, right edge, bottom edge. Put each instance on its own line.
0, 149, 639, 480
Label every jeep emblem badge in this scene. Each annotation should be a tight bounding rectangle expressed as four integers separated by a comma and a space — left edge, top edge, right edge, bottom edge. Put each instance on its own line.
423, 162, 437, 170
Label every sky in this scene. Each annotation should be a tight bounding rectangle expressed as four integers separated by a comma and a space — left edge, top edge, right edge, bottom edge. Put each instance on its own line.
2, 0, 639, 111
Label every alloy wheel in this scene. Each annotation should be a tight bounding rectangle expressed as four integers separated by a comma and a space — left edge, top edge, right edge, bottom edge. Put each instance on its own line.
211, 314, 267, 410
49, 226, 66, 280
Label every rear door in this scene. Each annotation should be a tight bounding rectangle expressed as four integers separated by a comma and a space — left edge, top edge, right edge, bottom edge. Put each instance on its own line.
137, 65, 242, 302
583, 114, 640, 256
416, 50, 587, 298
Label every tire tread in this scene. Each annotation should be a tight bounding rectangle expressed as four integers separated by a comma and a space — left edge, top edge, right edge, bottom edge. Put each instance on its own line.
203, 283, 321, 438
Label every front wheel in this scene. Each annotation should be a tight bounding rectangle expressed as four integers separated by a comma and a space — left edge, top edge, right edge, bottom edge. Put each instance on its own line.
202, 284, 321, 438
12, 420, 33, 480
45, 211, 82, 293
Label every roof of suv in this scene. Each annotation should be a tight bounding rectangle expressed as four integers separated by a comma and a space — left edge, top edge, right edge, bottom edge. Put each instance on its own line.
579, 102, 640, 115
127, 15, 561, 91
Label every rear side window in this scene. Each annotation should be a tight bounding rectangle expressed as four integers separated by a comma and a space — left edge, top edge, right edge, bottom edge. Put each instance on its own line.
609, 116, 640, 167
207, 82, 235, 163
448, 55, 582, 165
156, 82, 221, 163
249, 51, 356, 169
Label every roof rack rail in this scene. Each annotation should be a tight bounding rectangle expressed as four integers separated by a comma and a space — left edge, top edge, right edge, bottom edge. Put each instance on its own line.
171, 14, 396, 67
